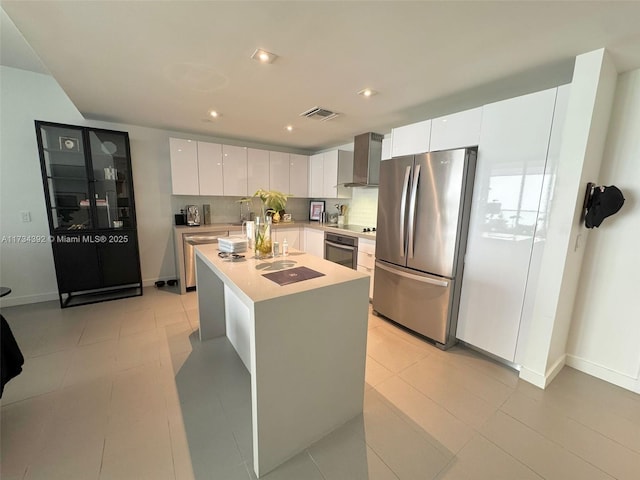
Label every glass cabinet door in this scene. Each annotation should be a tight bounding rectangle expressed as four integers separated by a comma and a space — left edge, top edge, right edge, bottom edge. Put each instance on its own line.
88, 130, 133, 229
37, 124, 93, 230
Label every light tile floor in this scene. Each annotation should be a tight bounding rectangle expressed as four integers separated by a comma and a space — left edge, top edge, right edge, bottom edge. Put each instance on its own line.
1, 287, 639, 479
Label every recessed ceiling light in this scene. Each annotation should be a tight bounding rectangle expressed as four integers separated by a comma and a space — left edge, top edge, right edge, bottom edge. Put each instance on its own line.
209, 110, 221, 118
251, 48, 278, 64
358, 88, 378, 97
285, 125, 293, 132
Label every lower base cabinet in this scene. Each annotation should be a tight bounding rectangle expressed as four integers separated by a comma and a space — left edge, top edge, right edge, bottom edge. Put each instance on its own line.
272, 226, 302, 252
53, 231, 142, 306
356, 238, 376, 299
304, 227, 325, 258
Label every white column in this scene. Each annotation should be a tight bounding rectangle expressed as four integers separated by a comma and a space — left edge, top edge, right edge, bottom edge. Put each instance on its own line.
519, 49, 618, 388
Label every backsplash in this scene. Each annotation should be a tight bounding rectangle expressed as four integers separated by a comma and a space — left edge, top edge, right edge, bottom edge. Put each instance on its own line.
171, 196, 314, 224
346, 188, 378, 226
170, 188, 378, 226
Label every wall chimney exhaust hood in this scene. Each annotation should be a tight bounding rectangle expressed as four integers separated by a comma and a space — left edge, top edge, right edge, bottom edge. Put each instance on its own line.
345, 132, 383, 187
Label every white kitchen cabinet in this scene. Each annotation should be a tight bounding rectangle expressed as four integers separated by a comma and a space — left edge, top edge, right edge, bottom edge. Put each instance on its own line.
514, 84, 570, 366
456, 87, 559, 363
273, 226, 301, 251
169, 138, 199, 194
391, 119, 431, 157
356, 238, 376, 299
197, 141, 224, 195
308, 154, 324, 198
222, 145, 248, 196
323, 150, 339, 197
269, 151, 290, 195
289, 154, 309, 197
304, 227, 325, 258
327, 150, 353, 198
381, 137, 392, 160
309, 150, 353, 198
248, 148, 270, 194
171, 139, 308, 198
430, 107, 482, 152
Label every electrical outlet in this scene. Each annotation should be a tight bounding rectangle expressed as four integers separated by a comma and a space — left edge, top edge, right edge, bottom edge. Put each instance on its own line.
574, 233, 582, 251
20, 210, 31, 222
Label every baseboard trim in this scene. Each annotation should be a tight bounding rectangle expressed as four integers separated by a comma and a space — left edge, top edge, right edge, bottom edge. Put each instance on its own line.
0, 291, 58, 307
519, 354, 566, 389
0, 278, 179, 306
566, 354, 640, 394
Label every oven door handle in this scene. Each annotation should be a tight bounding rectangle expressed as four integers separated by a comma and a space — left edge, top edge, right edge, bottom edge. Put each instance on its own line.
325, 240, 357, 252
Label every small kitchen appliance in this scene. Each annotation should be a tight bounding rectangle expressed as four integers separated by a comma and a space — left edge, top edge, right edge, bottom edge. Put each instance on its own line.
186, 205, 200, 226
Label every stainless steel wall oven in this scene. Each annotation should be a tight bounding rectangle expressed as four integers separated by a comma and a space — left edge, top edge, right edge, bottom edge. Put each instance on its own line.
324, 232, 358, 270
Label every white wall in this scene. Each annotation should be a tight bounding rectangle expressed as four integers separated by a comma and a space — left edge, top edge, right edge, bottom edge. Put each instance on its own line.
0, 66, 84, 304
566, 68, 640, 393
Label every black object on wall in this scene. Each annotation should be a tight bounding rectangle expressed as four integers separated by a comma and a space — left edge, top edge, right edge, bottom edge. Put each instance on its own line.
583, 183, 625, 229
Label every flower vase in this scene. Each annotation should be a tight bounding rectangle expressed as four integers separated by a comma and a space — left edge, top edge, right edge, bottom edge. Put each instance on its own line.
254, 216, 273, 258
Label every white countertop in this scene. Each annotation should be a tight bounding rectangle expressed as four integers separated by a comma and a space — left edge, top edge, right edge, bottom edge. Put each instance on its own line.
195, 244, 369, 304
175, 221, 377, 240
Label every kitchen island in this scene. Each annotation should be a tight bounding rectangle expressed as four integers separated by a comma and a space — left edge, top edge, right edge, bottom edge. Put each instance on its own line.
194, 245, 370, 477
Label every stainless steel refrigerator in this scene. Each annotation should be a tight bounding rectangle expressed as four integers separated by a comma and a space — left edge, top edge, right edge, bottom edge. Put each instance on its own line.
373, 148, 477, 349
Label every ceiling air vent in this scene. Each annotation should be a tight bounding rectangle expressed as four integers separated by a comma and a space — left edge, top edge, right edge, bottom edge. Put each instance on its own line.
299, 106, 339, 121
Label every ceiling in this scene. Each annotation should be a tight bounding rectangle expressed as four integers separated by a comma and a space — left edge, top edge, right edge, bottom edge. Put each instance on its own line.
2, 1, 640, 152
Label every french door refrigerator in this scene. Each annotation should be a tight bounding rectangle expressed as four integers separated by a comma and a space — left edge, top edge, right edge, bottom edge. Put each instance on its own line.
373, 147, 477, 349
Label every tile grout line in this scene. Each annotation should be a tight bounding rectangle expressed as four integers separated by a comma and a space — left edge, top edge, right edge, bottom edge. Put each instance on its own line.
305, 449, 329, 480
497, 406, 619, 479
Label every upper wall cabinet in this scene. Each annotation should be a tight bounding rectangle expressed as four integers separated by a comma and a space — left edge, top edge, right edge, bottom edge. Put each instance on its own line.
322, 150, 340, 198
381, 137, 392, 160
222, 145, 248, 196
198, 141, 224, 196
308, 153, 324, 198
430, 107, 483, 152
289, 154, 309, 197
391, 119, 431, 157
269, 151, 290, 195
248, 148, 270, 194
170, 138, 310, 198
170, 138, 199, 195
309, 150, 352, 199
169, 138, 224, 195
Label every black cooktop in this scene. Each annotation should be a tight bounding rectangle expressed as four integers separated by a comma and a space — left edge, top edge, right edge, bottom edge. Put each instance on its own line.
329, 224, 377, 234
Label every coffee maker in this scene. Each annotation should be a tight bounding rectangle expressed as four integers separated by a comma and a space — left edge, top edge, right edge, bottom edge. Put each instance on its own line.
186, 205, 200, 226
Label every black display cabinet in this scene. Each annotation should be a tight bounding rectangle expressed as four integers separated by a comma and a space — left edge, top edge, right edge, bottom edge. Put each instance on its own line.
35, 121, 143, 307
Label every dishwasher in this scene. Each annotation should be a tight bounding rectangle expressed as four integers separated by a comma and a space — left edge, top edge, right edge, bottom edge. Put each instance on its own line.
183, 232, 226, 290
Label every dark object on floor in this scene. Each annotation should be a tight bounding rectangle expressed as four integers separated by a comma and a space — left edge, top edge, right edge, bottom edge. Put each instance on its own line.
585, 185, 625, 228
155, 280, 166, 287
167, 279, 177, 286
1, 314, 25, 397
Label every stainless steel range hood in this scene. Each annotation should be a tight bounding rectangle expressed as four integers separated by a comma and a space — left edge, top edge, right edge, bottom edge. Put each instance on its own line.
345, 132, 383, 187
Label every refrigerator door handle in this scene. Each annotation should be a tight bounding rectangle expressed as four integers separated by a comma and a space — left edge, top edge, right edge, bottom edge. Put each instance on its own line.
399, 165, 411, 258
407, 163, 421, 258
376, 261, 449, 287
